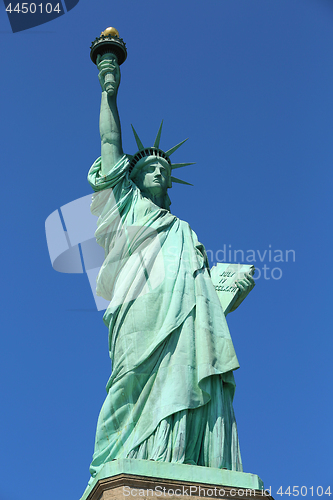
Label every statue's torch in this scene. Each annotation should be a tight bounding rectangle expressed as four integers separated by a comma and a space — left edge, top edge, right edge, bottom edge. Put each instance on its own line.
90, 27, 127, 94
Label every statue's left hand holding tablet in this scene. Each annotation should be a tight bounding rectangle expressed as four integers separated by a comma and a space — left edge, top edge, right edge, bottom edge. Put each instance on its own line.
230, 272, 256, 312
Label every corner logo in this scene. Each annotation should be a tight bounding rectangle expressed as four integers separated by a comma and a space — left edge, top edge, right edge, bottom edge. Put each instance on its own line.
3, 0, 79, 33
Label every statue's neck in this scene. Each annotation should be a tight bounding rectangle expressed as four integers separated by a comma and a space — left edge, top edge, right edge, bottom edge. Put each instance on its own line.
146, 193, 167, 210
139, 189, 169, 210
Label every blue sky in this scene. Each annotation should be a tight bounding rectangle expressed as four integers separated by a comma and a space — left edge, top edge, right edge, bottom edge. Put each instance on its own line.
1, 0, 332, 499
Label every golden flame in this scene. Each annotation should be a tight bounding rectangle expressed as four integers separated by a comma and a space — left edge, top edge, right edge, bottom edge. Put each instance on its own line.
101, 27, 119, 37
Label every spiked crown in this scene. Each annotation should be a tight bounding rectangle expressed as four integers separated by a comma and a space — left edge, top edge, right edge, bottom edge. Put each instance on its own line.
128, 121, 194, 187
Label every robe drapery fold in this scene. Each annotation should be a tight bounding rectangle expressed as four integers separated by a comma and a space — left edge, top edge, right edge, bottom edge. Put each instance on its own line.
87, 155, 242, 478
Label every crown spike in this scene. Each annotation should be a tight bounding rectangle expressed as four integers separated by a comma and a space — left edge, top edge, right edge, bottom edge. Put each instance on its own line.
171, 176, 193, 186
131, 124, 144, 150
171, 162, 195, 170
165, 138, 188, 157
153, 120, 163, 149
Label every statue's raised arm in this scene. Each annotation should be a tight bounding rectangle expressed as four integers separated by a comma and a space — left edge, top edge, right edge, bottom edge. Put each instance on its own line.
97, 53, 123, 175
90, 27, 127, 176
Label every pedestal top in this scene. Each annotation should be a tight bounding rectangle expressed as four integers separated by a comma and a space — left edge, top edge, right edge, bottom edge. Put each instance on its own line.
80, 459, 264, 500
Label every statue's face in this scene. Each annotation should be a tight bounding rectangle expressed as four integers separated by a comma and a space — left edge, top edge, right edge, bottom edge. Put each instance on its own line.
134, 160, 170, 198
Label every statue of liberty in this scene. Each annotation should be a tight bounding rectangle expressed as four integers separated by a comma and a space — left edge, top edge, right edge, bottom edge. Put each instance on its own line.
87, 28, 255, 481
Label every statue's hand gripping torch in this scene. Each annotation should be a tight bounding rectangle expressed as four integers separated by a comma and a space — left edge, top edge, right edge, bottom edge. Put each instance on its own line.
97, 55, 120, 96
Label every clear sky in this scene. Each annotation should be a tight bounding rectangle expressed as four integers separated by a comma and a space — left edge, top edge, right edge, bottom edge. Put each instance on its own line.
1, 0, 332, 499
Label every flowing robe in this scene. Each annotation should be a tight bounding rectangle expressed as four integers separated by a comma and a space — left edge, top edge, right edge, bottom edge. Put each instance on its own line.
87, 155, 242, 478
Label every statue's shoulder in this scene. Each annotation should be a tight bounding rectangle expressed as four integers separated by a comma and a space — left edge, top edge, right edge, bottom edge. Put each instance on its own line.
88, 155, 131, 192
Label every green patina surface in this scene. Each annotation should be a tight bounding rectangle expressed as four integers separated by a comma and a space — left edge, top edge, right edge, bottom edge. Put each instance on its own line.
81, 30, 257, 497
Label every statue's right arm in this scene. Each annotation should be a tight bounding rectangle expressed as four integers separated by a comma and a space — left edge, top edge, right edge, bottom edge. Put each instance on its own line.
97, 55, 124, 176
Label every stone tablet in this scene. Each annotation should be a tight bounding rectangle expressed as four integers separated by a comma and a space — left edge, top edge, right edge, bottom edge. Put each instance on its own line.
210, 263, 255, 315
